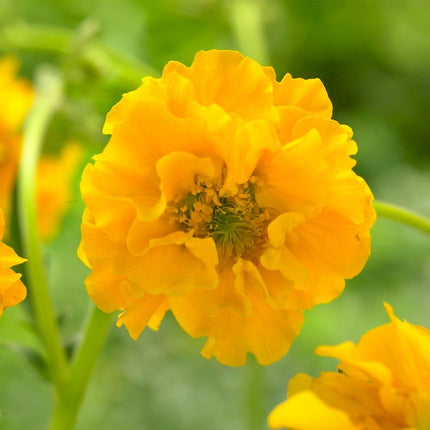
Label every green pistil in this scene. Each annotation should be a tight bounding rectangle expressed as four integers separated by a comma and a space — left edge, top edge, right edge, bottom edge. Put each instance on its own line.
174, 180, 271, 260
208, 199, 262, 259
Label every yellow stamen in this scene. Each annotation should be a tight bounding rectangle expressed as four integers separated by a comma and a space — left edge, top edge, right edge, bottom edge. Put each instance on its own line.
168, 176, 275, 260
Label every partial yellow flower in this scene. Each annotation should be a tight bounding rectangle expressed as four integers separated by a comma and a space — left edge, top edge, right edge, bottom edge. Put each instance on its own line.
0, 207, 26, 316
0, 56, 33, 221
79, 50, 375, 366
36, 142, 82, 241
268, 304, 430, 429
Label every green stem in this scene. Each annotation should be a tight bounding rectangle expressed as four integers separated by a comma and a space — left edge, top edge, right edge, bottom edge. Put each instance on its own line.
50, 307, 113, 430
229, 0, 270, 64
17, 67, 67, 387
374, 200, 430, 235
0, 22, 159, 82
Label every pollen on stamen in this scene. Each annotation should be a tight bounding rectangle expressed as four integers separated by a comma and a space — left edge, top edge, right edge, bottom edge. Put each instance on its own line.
167, 175, 276, 260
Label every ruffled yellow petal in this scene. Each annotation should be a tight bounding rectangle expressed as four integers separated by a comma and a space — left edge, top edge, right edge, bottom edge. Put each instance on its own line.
103, 76, 165, 134
273, 73, 333, 117
117, 292, 167, 340
171, 286, 304, 366
79, 210, 129, 266
0, 274, 27, 317
292, 208, 372, 280
85, 261, 127, 313
261, 212, 308, 285
328, 170, 375, 225
84, 242, 171, 338
120, 232, 219, 297
255, 129, 332, 217
168, 258, 268, 321
317, 304, 430, 392
222, 119, 280, 193
81, 159, 164, 231
161, 70, 201, 118
0, 208, 27, 316
81, 213, 219, 299
156, 151, 217, 202
316, 342, 393, 386
269, 365, 409, 430
269, 390, 356, 430
147, 299, 169, 331
256, 267, 298, 310
163, 50, 277, 123
126, 217, 176, 256
289, 114, 357, 168
0, 240, 27, 267
270, 306, 430, 429
101, 94, 239, 194
260, 205, 372, 310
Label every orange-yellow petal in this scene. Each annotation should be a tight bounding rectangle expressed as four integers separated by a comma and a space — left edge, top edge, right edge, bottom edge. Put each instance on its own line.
273, 73, 333, 117
120, 232, 219, 297
156, 151, 217, 202
0, 207, 27, 315
255, 129, 332, 217
85, 261, 127, 313
270, 305, 430, 429
171, 287, 304, 366
117, 292, 167, 340
269, 390, 356, 430
292, 208, 372, 280
163, 50, 277, 123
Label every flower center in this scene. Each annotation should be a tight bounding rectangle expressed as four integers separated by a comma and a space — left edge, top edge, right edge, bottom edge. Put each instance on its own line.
168, 176, 274, 260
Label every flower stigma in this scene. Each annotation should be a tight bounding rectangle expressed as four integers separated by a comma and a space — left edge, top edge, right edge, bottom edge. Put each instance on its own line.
168, 176, 275, 261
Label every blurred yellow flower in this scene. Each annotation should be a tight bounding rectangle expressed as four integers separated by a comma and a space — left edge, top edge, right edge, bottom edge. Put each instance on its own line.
0, 56, 33, 221
36, 142, 82, 241
0, 207, 26, 316
79, 50, 375, 366
268, 304, 430, 429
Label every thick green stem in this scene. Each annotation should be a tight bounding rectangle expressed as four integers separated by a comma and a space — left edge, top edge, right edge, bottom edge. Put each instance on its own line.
50, 307, 113, 430
17, 67, 67, 387
374, 200, 430, 235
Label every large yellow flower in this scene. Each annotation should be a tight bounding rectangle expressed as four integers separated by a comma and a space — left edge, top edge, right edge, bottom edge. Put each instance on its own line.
0, 56, 33, 221
269, 304, 430, 429
79, 50, 375, 366
0, 207, 26, 316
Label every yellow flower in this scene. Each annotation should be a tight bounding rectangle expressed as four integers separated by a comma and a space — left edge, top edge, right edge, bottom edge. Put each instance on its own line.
79, 50, 375, 366
36, 142, 82, 241
0, 56, 33, 221
0, 207, 26, 316
268, 304, 430, 429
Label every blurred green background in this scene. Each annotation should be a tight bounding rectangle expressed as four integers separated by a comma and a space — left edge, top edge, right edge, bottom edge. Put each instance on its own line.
1, 0, 429, 428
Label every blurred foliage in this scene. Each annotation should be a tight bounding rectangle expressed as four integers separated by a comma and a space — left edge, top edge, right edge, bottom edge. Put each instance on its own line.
0, 0, 429, 429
